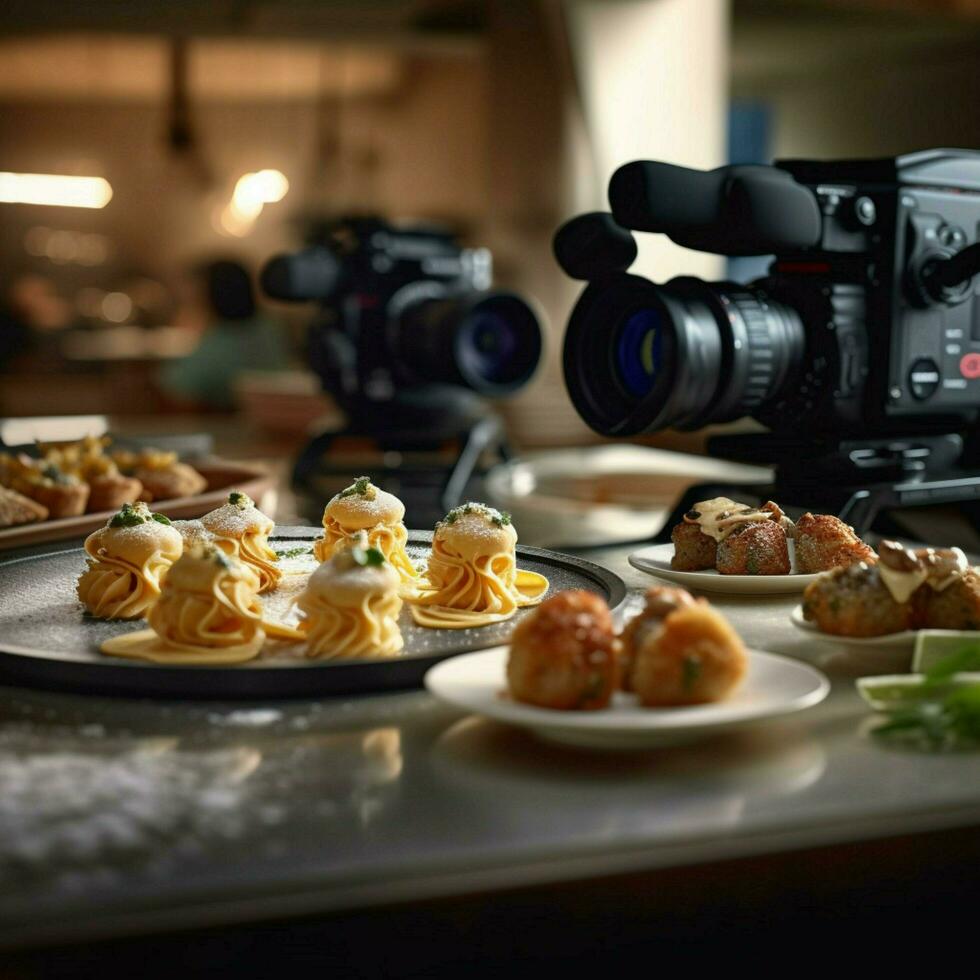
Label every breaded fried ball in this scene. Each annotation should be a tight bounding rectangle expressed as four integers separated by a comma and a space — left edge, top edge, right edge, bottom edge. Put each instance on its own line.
802, 562, 911, 637
716, 520, 790, 575
794, 513, 875, 573
507, 590, 619, 711
670, 521, 717, 571
620, 586, 701, 690
915, 568, 980, 630
631, 604, 747, 707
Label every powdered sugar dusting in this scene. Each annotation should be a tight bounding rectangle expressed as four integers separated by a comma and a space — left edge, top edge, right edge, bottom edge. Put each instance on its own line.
326, 487, 404, 527
201, 502, 273, 539
171, 519, 214, 549
92, 520, 182, 554
0, 734, 260, 883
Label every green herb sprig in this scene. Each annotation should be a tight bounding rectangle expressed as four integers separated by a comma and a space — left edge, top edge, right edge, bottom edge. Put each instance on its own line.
339, 476, 372, 498
109, 502, 171, 528
275, 546, 312, 559
870, 645, 980, 751
351, 543, 386, 567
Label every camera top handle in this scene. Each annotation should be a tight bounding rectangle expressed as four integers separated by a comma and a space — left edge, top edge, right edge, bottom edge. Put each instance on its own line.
608, 161, 823, 256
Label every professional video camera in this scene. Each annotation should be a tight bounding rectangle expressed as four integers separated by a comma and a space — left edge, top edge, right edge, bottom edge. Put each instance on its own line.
554, 149, 980, 532
262, 217, 542, 521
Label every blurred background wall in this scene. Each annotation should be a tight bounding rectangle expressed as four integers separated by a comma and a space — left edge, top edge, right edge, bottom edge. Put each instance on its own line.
3, 0, 980, 448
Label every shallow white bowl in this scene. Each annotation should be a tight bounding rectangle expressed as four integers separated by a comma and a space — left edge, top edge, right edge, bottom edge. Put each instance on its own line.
425, 646, 830, 749
789, 604, 917, 652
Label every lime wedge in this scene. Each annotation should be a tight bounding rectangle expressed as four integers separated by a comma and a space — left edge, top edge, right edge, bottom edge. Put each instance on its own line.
857, 672, 980, 710
912, 631, 980, 672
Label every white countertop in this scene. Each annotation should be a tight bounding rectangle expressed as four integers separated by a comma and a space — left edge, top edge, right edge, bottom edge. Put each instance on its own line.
1, 542, 978, 949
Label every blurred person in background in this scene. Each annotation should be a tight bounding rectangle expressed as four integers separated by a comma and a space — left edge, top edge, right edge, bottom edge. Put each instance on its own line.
160, 259, 290, 410
0, 274, 75, 372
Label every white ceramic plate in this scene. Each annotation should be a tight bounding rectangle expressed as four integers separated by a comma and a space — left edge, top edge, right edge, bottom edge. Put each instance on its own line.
629, 542, 820, 595
425, 646, 830, 749
790, 604, 917, 651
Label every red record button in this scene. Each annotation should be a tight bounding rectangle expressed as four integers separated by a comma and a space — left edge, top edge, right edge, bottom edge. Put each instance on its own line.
960, 353, 980, 379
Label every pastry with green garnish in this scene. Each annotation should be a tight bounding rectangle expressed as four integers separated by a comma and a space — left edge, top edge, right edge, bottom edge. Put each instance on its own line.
200, 491, 281, 594
315, 477, 417, 582
77, 502, 183, 620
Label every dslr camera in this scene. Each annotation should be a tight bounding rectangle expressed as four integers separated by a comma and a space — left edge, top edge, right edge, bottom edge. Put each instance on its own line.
557, 149, 980, 452
262, 217, 542, 430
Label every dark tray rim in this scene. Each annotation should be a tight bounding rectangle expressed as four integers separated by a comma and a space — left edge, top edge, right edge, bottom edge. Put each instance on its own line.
0, 527, 627, 700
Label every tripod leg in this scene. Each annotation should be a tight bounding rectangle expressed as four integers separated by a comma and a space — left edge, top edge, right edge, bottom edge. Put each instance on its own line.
441, 416, 504, 514
292, 429, 342, 491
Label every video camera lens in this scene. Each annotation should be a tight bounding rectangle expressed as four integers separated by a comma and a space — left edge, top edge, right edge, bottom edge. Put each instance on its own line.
563, 273, 804, 436
397, 291, 542, 397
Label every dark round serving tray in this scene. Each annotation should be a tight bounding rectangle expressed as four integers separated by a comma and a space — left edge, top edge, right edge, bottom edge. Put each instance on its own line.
0, 527, 626, 699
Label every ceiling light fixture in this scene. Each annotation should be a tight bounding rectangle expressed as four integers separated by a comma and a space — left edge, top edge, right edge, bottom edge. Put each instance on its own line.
0, 172, 113, 209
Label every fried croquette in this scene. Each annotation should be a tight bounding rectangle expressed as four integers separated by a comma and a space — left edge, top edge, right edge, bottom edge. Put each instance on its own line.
914, 568, 980, 630
506, 590, 619, 710
620, 586, 701, 690
670, 521, 717, 571
716, 520, 791, 575
802, 562, 912, 636
794, 513, 875, 573
630, 604, 747, 707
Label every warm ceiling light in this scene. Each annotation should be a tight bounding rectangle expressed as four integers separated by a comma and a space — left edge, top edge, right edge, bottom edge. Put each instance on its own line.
0, 172, 113, 209
216, 169, 289, 237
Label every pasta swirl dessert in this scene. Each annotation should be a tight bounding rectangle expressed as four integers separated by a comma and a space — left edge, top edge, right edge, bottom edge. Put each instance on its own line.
314, 477, 416, 581
101, 544, 268, 664
295, 535, 404, 660
200, 491, 282, 593
407, 503, 548, 629
77, 502, 183, 619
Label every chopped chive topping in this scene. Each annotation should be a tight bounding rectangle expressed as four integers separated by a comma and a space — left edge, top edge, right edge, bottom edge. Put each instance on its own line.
339, 476, 373, 498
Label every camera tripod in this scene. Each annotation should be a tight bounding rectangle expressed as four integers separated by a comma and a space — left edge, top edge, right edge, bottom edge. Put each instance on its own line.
292, 386, 512, 528
652, 432, 980, 542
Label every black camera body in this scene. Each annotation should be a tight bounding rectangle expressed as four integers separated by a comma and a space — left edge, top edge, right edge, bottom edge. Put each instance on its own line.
766, 151, 980, 436
556, 149, 980, 443
262, 217, 542, 431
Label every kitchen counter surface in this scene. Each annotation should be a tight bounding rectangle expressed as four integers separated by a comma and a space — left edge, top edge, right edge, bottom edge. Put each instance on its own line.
1, 535, 979, 950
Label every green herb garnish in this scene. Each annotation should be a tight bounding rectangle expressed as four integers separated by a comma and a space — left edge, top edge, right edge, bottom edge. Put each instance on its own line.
339, 476, 372, 498
681, 654, 702, 691
108, 501, 170, 528
276, 546, 312, 559
351, 544, 386, 567
109, 502, 148, 528
442, 502, 511, 527
228, 491, 252, 507
923, 645, 980, 685
867, 645, 980, 751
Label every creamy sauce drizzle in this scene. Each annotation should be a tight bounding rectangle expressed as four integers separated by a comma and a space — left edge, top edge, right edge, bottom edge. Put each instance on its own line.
877, 541, 970, 603
683, 497, 779, 543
